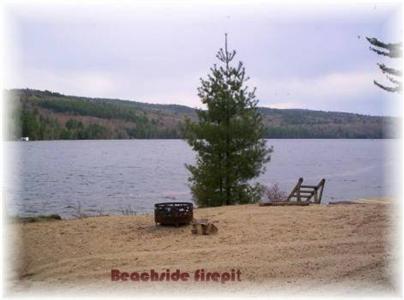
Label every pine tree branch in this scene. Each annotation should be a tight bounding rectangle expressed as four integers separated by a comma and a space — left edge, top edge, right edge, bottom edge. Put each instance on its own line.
374, 80, 401, 93
369, 46, 391, 57
386, 74, 401, 85
377, 63, 402, 76
366, 37, 402, 58
366, 37, 399, 50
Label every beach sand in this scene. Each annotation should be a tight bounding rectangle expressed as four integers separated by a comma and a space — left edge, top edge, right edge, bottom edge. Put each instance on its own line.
5, 198, 399, 296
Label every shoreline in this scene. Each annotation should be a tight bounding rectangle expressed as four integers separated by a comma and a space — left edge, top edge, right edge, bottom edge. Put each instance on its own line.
8, 197, 393, 222
6, 198, 397, 295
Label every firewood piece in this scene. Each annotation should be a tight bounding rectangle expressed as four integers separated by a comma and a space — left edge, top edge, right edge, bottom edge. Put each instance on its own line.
259, 202, 310, 206
191, 219, 218, 235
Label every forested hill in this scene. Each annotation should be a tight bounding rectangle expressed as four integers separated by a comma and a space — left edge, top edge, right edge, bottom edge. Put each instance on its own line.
5, 89, 398, 140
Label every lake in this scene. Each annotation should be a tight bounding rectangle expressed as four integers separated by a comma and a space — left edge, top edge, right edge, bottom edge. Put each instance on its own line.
4, 139, 399, 218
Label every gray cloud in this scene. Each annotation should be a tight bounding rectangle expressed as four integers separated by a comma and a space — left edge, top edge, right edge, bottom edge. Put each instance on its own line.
4, 1, 402, 116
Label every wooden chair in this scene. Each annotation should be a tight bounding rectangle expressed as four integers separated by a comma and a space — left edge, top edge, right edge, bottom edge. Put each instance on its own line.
287, 177, 326, 204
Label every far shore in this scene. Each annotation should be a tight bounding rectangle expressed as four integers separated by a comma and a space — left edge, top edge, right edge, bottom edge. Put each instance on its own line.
6, 198, 398, 296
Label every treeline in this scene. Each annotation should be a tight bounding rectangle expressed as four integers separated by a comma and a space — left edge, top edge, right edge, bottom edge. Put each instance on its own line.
17, 109, 181, 140
4, 88, 398, 140
7, 89, 182, 140
264, 126, 383, 139
260, 108, 388, 138
20, 110, 111, 140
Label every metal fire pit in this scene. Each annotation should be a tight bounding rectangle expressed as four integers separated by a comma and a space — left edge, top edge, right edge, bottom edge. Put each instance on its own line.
154, 202, 193, 226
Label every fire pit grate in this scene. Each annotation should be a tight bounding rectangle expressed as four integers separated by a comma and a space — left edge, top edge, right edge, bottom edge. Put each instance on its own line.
154, 202, 193, 226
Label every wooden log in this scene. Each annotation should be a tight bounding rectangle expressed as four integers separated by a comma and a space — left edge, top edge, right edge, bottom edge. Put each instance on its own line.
259, 202, 310, 206
191, 219, 218, 235
328, 200, 358, 205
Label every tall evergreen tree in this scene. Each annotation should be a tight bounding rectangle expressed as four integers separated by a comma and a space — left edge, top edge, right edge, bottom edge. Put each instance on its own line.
184, 34, 272, 207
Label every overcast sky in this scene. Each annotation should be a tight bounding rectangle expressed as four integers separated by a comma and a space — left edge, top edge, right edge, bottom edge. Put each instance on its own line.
3, 1, 403, 116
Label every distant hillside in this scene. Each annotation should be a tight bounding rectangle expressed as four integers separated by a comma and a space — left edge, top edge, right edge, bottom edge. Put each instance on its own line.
5, 89, 398, 140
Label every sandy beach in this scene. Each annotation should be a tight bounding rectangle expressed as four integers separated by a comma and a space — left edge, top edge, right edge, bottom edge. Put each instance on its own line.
6, 198, 399, 296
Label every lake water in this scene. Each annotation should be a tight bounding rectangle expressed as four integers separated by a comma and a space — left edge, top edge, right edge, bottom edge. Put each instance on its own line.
4, 139, 399, 218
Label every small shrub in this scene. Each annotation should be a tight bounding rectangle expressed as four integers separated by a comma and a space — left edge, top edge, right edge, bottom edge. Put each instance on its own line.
11, 214, 62, 223
263, 184, 288, 202
121, 205, 137, 216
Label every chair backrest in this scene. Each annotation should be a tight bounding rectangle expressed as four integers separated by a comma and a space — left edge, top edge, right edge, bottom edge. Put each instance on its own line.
287, 178, 326, 204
